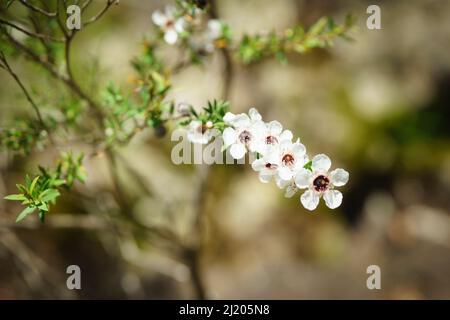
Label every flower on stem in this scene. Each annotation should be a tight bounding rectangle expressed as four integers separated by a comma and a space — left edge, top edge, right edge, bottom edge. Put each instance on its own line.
186, 120, 214, 144
251, 151, 279, 183
222, 108, 266, 159
253, 120, 293, 155
152, 6, 186, 44
275, 139, 308, 182
295, 154, 349, 210
203, 19, 225, 52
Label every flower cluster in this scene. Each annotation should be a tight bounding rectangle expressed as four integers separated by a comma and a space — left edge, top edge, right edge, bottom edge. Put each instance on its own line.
186, 108, 349, 211
151, 4, 229, 54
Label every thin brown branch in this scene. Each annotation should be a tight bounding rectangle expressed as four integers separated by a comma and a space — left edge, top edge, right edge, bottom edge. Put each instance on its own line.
81, 0, 93, 12
0, 51, 55, 146
18, 0, 57, 18
182, 0, 235, 301
2, 30, 105, 126
0, 18, 65, 42
28, 15, 54, 63
55, 0, 69, 38
83, 0, 117, 27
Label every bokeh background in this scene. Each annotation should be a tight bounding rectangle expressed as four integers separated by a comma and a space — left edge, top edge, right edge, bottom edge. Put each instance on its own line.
1, 0, 450, 299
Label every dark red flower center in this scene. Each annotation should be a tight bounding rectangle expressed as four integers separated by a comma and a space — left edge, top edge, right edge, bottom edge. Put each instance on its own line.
165, 19, 174, 28
239, 130, 252, 145
265, 163, 277, 169
282, 154, 295, 166
313, 175, 329, 192
266, 135, 278, 145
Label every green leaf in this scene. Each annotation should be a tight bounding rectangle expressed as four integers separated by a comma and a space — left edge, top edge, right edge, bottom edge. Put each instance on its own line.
38, 202, 49, 212
16, 184, 27, 193
29, 176, 40, 194
5, 0, 15, 8
16, 206, 36, 223
39, 189, 60, 203
4, 194, 26, 201
25, 175, 32, 188
303, 160, 313, 171
51, 179, 66, 187
308, 17, 328, 36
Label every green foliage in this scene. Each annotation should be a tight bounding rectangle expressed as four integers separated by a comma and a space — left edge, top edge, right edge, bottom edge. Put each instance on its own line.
4, 152, 86, 223
0, 0, 353, 223
5, 175, 60, 223
179, 100, 230, 131
303, 160, 313, 172
103, 42, 171, 144
0, 120, 47, 155
237, 15, 355, 64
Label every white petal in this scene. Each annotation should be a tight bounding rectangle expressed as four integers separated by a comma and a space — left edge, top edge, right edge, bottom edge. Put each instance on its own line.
222, 127, 236, 147
231, 114, 250, 128
278, 166, 293, 181
152, 10, 167, 26
248, 108, 262, 121
165, 5, 177, 17
268, 121, 282, 135
295, 168, 312, 189
279, 130, 293, 142
223, 112, 235, 123
253, 140, 267, 155
188, 120, 201, 129
300, 190, 320, 211
323, 190, 343, 209
230, 143, 246, 159
207, 19, 222, 39
251, 158, 265, 171
164, 29, 178, 44
174, 18, 186, 33
279, 139, 292, 151
330, 168, 349, 187
292, 142, 306, 157
251, 120, 267, 133
312, 154, 331, 173
285, 185, 297, 198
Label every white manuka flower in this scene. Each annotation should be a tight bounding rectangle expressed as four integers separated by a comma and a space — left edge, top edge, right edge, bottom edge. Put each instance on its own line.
152, 6, 186, 45
251, 151, 280, 183
275, 139, 308, 182
254, 120, 293, 156
222, 108, 266, 159
295, 154, 349, 211
202, 19, 223, 52
187, 120, 214, 144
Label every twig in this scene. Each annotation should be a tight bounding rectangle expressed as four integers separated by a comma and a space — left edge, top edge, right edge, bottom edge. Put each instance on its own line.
1, 30, 105, 125
180, 0, 235, 301
81, 0, 94, 12
0, 51, 55, 146
18, 0, 57, 18
28, 15, 55, 64
83, 0, 117, 27
0, 18, 65, 42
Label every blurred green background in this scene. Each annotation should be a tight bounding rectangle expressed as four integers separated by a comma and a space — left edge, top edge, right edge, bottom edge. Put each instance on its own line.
0, 0, 449, 299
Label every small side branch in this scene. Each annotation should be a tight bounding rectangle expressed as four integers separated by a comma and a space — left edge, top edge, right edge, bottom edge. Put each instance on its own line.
0, 18, 65, 42
83, 0, 117, 27
18, 0, 57, 18
0, 51, 55, 145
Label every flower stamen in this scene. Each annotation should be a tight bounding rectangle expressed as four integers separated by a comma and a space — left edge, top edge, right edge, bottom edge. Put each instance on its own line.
313, 175, 330, 192
282, 154, 295, 166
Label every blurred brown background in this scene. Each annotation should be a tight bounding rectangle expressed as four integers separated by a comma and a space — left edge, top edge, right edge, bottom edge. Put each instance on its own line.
0, 0, 449, 299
